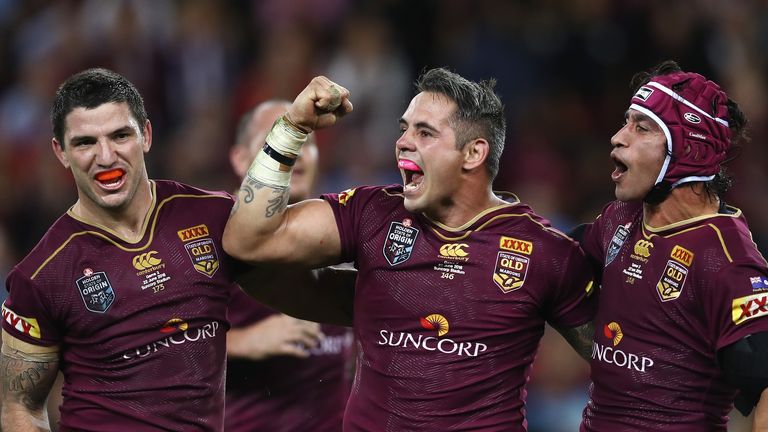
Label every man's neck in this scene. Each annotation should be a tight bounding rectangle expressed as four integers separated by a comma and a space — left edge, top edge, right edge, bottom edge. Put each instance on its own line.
643, 183, 720, 228
430, 184, 507, 229
72, 179, 153, 242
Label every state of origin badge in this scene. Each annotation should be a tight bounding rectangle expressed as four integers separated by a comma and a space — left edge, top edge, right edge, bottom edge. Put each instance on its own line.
383, 220, 419, 266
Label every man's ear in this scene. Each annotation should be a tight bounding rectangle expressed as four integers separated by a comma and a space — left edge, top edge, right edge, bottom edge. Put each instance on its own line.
51, 138, 70, 169
462, 138, 489, 171
142, 119, 153, 153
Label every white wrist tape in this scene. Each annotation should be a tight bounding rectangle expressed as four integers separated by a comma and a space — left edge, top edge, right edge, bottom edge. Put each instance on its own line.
246, 115, 309, 188
266, 115, 308, 158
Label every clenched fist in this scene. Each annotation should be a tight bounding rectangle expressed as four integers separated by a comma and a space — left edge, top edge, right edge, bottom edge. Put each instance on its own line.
285, 76, 353, 133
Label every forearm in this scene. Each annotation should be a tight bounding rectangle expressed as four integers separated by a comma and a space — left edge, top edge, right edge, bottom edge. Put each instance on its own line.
754, 388, 768, 431
1, 345, 59, 432
554, 321, 594, 362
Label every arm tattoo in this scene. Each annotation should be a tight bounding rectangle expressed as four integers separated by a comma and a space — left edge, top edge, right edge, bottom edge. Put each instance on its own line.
554, 321, 594, 362
1, 348, 59, 410
265, 188, 289, 218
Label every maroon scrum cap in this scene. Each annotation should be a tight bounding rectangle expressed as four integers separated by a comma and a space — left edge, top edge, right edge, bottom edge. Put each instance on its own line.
629, 71, 731, 194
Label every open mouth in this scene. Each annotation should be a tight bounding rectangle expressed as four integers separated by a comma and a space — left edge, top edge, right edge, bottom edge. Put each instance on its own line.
95, 168, 126, 189
611, 155, 628, 181
398, 159, 424, 193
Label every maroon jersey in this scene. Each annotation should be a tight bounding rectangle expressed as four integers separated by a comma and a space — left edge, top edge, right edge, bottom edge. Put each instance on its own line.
322, 185, 595, 431
3, 180, 237, 431
225, 285, 353, 432
579, 200, 768, 431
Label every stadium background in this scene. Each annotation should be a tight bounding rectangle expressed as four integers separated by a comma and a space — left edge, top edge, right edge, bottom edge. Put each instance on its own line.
0, 1, 765, 430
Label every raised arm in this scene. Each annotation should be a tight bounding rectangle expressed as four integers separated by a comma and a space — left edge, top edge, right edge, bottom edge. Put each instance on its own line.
1, 331, 60, 432
223, 77, 353, 267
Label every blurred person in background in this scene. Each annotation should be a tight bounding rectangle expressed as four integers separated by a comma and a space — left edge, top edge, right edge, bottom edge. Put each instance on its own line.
225, 100, 353, 432
224, 68, 596, 431
575, 60, 768, 431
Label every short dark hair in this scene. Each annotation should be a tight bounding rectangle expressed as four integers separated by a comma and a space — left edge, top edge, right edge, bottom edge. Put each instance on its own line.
51, 68, 147, 147
415, 68, 506, 180
630, 60, 748, 199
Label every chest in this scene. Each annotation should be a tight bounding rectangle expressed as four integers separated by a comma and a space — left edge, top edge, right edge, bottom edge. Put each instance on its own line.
353, 218, 552, 332
57, 221, 232, 336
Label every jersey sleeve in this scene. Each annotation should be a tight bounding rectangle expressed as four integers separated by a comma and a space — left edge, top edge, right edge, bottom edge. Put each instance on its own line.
544, 241, 597, 328
2, 268, 61, 347
707, 263, 768, 350
321, 186, 376, 263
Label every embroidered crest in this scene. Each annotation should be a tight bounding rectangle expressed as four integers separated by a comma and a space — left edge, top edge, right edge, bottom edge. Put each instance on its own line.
605, 224, 630, 266
656, 260, 688, 302
492, 251, 530, 293
76, 271, 116, 313
382, 221, 419, 266
184, 238, 220, 277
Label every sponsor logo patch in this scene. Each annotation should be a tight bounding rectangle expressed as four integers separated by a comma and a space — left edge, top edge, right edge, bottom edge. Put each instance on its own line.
376, 315, 488, 357
420, 314, 449, 336
732, 293, 768, 325
177, 224, 210, 242
383, 221, 419, 266
683, 112, 702, 124
670, 245, 694, 266
634, 87, 654, 101
337, 188, 356, 206
656, 260, 688, 301
606, 224, 630, 266
493, 251, 530, 293
76, 271, 116, 313
499, 237, 533, 255
592, 321, 654, 372
603, 322, 623, 346
633, 240, 653, 258
133, 251, 162, 271
122, 320, 220, 360
750, 276, 768, 291
439, 243, 469, 259
184, 238, 220, 277
1, 303, 41, 339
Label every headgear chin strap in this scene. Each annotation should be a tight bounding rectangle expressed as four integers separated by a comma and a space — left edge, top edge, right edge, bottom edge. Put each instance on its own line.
629, 72, 732, 204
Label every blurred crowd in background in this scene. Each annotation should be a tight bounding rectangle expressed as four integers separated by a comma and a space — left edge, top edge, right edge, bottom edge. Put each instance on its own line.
0, 1, 765, 430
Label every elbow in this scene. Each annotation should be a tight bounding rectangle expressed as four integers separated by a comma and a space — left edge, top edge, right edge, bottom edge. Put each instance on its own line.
222, 224, 257, 262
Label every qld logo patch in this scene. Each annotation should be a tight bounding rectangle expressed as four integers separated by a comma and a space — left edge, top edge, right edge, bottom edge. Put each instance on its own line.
383, 221, 419, 266
76, 271, 116, 313
605, 224, 630, 266
184, 238, 220, 277
493, 251, 529, 293
656, 260, 688, 302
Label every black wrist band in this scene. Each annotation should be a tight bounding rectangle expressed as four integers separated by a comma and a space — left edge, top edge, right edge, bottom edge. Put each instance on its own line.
262, 143, 296, 167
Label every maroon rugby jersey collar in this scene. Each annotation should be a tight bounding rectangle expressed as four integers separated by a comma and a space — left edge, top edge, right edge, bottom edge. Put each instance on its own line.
66, 180, 158, 245
642, 205, 742, 235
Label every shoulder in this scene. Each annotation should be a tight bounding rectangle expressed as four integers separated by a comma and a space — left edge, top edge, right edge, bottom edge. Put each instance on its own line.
497, 202, 580, 252
322, 184, 403, 210
704, 209, 767, 266
154, 179, 233, 202
11, 214, 81, 281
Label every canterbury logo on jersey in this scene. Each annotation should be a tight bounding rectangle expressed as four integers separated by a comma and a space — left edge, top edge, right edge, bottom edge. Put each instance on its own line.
499, 236, 533, 255
133, 251, 162, 270
633, 240, 653, 258
439, 243, 469, 258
